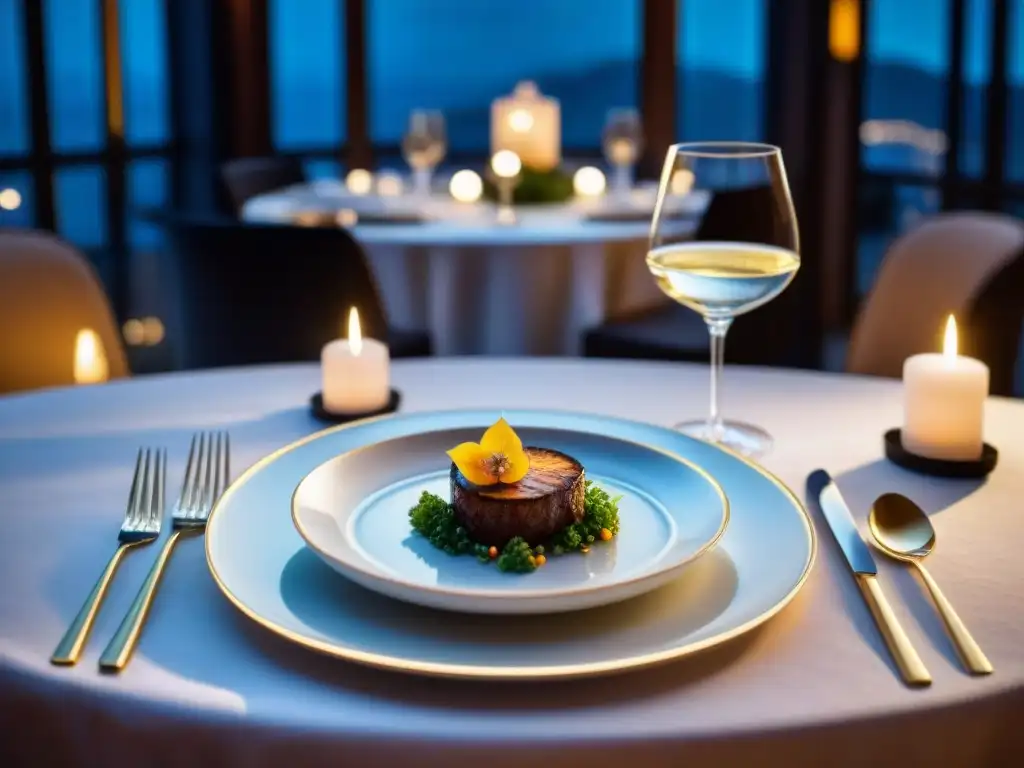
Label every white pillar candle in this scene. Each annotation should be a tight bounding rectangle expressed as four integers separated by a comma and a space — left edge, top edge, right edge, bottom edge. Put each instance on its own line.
490, 81, 561, 171
321, 308, 390, 414
902, 316, 989, 461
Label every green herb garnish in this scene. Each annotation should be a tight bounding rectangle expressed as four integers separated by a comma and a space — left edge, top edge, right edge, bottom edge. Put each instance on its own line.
408, 481, 621, 573
497, 537, 536, 573
549, 482, 622, 553
408, 490, 474, 555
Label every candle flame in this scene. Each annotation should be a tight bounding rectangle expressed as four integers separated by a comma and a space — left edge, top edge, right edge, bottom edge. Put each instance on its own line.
943, 314, 958, 359
348, 307, 362, 356
74, 328, 109, 384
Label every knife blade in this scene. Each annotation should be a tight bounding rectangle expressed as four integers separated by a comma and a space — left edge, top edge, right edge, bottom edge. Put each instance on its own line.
808, 469, 877, 574
807, 469, 932, 687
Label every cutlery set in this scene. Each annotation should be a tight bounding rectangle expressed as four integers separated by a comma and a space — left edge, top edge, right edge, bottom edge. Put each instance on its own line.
810, 469, 992, 687
51, 432, 229, 672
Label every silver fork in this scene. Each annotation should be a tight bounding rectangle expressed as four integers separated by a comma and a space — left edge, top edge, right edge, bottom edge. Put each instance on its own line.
51, 447, 166, 666
99, 431, 229, 672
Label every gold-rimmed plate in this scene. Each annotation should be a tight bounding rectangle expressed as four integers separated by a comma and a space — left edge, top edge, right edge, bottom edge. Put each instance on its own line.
291, 427, 729, 614
206, 409, 815, 680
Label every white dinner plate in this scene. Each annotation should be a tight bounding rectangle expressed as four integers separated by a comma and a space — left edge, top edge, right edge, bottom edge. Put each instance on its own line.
291, 427, 729, 614
206, 409, 815, 680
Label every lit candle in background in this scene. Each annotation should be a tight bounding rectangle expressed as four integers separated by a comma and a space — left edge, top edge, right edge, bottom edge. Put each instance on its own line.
573, 166, 607, 198
345, 169, 374, 196
321, 308, 390, 414
449, 170, 483, 203
902, 315, 989, 461
74, 328, 109, 385
376, 171, 404, 197
490, 150, 522, 179
490, 81, 561, 171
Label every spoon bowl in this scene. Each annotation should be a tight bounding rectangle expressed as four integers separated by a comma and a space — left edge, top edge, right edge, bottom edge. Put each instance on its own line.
869, 492, 936, 560
868, 492, 992, 676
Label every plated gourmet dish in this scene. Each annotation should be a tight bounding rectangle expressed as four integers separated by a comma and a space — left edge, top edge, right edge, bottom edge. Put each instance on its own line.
409, 418, 621, 572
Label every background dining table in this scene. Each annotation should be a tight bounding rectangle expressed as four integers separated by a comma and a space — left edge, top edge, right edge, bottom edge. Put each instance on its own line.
1, 358, 1022, 767
242, 184, 699, 355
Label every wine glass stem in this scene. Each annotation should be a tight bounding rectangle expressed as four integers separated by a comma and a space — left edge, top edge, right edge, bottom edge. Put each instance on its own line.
413, 168, 432, 197
613, 163, 632, 195
707, 318, 732, 442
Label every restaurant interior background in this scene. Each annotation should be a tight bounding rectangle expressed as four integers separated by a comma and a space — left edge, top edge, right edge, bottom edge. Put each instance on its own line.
1, 0, 1022, 394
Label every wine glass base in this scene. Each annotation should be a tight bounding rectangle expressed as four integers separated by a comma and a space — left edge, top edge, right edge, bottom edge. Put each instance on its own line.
674, 419, 774, 459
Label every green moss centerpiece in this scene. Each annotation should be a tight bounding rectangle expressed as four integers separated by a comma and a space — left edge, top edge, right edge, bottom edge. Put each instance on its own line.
483, 164, 575, 205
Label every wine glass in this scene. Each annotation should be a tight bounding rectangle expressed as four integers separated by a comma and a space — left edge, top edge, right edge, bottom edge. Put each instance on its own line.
402, 110, 447, 197
647, 142, 799, 457
602, 108, 643, 197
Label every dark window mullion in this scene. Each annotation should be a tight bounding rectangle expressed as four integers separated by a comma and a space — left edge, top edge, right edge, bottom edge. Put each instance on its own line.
345, 0, 370, 169
100, 0, 129, 321
639, 0, 677, 179
21, 0, 56, 230
982, 0, 1009, 211
942, 0, 965, 210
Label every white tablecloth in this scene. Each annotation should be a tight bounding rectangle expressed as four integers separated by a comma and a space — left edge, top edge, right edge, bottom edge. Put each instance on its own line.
1, 360, 1022, 767
242, 186, 697, 355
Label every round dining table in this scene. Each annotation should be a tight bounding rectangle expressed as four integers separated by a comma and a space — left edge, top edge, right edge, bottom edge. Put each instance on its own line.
242, 184, 700, 356
1, 359, 1022, 767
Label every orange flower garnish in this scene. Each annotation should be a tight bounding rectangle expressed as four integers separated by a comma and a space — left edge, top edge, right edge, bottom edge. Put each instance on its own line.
447, 417, 530, 486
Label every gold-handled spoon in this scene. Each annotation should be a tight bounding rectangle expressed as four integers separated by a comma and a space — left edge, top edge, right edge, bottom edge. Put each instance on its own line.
869, 493, 992, 676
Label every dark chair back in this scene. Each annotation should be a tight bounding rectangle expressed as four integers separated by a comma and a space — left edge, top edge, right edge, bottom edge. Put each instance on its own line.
221, 157, 306, 214
163, 215, 390, 369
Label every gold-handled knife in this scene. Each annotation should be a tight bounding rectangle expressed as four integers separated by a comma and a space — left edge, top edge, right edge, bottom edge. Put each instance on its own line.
807, 469, 932, 687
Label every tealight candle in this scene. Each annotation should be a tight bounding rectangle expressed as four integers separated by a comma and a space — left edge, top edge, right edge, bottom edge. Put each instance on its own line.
321, 308, 390, 414
573, 166, 606, 197
491, 150, 522, 179
902, 315, 989, 461
74, 328, 109, 385
449, 169, 483, 203
345, 169, 373, 196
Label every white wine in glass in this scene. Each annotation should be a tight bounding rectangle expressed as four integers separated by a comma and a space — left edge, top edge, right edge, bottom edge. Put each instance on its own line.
647, 143, 800, 457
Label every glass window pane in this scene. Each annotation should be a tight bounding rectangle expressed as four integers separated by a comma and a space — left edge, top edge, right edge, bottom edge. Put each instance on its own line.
270, 0, 345, 150
862, 0, 950, 176
678, 0, 766, 141
121, 0, 169, 145
369, 0, 639, 152
45, 0, 104, 152
128, 159, 167, 248
0, 172, 33, 228
1008, 0, 1024, 182
304, 159, 342, 179
960, 0, 991, 178
0, 0, 29, 154
54, 166, 107, 250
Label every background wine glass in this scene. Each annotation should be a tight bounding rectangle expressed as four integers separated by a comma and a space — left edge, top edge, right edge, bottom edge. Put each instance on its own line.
647, 142, 799, 458
602, 108, 642, 197
402, 110, 447, 197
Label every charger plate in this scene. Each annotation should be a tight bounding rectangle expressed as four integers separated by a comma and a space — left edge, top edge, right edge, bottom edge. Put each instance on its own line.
206, 409, 815, 680
291, 427, 729, 614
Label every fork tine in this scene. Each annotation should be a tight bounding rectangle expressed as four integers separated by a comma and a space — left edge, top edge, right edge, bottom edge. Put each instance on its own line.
149, 448, 165, 530
160, 448, 167, 519
124, 448, 145, 526
178, 434, 199, 511
215, 432, 229, 499
140, 448, 155, 529
201, 432, 216, 514
189, 433, 208, 519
